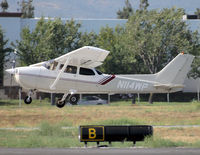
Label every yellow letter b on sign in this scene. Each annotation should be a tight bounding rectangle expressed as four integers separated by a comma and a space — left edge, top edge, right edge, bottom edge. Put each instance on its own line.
89, 128, 96, 139
80, 126, 104, 142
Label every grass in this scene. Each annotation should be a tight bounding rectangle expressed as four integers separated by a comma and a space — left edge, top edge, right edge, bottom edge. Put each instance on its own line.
0, 123, 81, 148
1, 100, 200, 127
1, 122, 200, 148
0, 99, 200, 148
93, 117, 145, 125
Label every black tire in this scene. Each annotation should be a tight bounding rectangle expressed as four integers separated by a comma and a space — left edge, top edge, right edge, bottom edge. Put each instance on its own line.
24, 96, 32, 104
69, 95, 79, 105
56, 99, 65, 108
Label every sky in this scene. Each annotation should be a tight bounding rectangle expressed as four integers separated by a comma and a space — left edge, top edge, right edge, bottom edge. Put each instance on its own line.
3, 0, 200, 18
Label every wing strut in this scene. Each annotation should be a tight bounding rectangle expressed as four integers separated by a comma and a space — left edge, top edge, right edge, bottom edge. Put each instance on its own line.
50, 56, 71, 90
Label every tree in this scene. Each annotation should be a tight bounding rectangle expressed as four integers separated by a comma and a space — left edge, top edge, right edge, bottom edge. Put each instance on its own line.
187, 31, 200, 79
139, 0, 149, 11
0, 26, 11, 86
79, 32, 98, 47
117, 0, 133, 19
124, 7, 200, 103
19, 0, 34, 18
0, 0, 8, 12
15, 17, 82, 66
96, 26, 137, 74
195, 8, 200, 19
189, 58, 200, 79
125, 8, 199, 74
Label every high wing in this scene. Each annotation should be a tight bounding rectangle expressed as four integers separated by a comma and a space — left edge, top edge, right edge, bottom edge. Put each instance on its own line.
30, 46, 110, 68
55, 46, 110, 68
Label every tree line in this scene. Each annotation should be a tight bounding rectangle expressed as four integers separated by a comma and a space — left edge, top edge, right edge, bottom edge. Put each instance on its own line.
1, 0, 200, 87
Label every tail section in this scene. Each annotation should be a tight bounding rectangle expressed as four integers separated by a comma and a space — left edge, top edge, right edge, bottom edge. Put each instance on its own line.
155, 53, 194, 85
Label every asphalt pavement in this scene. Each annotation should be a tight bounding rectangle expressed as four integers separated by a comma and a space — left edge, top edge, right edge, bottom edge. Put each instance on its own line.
0, 148, 200, 155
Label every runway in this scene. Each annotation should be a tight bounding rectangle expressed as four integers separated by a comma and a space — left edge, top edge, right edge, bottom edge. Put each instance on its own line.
0, 148, 200, 155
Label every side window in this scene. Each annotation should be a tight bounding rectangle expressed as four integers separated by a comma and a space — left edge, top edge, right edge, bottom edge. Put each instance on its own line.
59, 64, 64, 70
80, 67, 95, 76
64, 65, 77, 74
96, 69, 102, 75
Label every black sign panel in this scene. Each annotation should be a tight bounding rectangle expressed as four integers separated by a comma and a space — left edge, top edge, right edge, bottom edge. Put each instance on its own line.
80, 126, 104, 142
79, 125, 153, 143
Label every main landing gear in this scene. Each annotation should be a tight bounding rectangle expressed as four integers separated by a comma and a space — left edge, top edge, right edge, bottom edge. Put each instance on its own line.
56, 94, 80, 108
56, 93, 68, 108
24, 90, 34, 104
69, 94, 79, 105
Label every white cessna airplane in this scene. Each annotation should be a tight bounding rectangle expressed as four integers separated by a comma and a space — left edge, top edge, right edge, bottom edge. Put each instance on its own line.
6, 46, 194, 108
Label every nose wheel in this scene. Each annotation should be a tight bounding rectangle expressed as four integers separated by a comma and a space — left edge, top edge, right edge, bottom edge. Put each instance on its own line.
24, 96, 32, 104
24, 90, 34, 104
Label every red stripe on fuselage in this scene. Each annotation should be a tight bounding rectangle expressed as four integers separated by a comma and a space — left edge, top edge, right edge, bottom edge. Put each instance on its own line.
101, 75, 115, 85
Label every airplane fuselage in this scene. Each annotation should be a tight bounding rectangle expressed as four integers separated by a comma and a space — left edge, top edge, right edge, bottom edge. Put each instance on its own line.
12, 66, 180, 94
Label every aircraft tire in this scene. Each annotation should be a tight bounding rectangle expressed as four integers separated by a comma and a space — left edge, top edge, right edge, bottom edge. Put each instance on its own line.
69, 95, 79, 105
56, 99, 65, 108
24, 96, 32, 104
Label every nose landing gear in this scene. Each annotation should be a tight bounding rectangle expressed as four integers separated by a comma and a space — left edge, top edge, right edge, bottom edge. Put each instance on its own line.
24, 96, 32, 104
24, 90, 34, 104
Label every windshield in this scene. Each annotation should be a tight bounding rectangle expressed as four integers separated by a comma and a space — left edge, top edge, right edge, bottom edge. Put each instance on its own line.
43, 60, 58, 70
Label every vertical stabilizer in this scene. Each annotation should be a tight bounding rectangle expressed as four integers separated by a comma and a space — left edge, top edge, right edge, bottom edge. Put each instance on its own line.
155, 53, 194, 84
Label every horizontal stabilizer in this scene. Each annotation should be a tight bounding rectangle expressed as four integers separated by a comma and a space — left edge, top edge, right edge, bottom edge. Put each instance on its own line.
154, 84, 184, 91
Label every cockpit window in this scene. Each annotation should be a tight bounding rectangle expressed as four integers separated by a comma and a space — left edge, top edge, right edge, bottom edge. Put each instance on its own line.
80, 67, 95, 76
64, 65, 77, 74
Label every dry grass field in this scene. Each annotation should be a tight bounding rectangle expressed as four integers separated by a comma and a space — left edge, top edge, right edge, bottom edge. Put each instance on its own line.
0, 100, 200, 147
